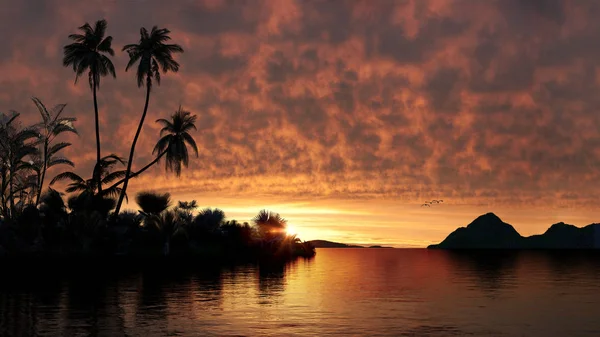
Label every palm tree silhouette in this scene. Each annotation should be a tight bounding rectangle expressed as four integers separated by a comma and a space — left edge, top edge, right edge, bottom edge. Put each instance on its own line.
253, 210, 287, 239
177, 200, 198, 210
63, 19, 116, 196
105, 107, 197, 196
136, 191, 171, 215
30, 97, 78, 206
176, 200, 197, 222
39, 187, 66, 217
114, 26, 184, 215
153, 106, 198, 175
192, 208, 225, 233
0, 111, 39, 217
50, 154, 127, 200
134, 191, 186, 255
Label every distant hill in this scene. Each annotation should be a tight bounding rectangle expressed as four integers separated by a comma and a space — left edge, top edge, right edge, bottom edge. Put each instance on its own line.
428, 212, 600, 249
307, 240, 393, 248
307, 240, 363, 248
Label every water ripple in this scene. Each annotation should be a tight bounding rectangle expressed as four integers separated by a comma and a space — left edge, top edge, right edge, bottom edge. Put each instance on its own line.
1, 250, 600, 336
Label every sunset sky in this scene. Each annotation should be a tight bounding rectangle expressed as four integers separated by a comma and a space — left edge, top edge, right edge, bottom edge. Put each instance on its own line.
2, 0, 600, 247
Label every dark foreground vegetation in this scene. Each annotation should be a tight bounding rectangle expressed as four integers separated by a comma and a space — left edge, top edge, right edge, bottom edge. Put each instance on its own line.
0, 19, 314, 262
0, 195, 315, 261
429, 212, 600, 249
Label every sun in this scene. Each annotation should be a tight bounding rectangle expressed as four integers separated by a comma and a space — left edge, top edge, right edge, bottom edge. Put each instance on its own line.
286, 225, 298, 236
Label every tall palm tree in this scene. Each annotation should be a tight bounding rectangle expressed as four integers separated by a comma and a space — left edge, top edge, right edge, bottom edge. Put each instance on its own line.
114, 26, 183, 215
31, 97, 77, 206
103, 108, 198, 197
62, 19, 116, 195
152, 106, 198, 174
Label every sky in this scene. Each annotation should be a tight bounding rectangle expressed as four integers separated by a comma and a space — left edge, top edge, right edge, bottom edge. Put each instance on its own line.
1, 0, 600, 247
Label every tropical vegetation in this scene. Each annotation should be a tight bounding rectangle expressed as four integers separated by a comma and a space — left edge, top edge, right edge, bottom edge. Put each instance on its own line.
0, 19, 315, 261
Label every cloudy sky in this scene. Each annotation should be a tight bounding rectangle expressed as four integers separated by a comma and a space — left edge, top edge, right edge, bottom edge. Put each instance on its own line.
2, 0, 600, 246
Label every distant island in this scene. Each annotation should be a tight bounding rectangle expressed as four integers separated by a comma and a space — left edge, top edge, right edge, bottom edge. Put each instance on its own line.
428, 212, 600, 249
307, 240, 392, 248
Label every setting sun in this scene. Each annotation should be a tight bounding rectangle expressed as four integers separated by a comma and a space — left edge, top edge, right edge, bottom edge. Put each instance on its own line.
286, 225, 298, 236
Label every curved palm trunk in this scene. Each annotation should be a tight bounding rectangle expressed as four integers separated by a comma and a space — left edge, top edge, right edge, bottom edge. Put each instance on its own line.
35, 140, 48, 206
105, 150, 166, 193
114, 77, 151, 215
93, 75, 103, 196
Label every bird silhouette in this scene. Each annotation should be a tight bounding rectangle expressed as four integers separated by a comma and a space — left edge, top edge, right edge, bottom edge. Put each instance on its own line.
421, 203, 430, 207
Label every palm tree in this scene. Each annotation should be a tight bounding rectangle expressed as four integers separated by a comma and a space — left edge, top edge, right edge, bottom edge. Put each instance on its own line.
186, 208, 225, 244
143, 209, 186, 256
0, 111, 21, 216
0, 112, 39, 217
50, 154, 127, 201
253, 210, 287, 240
51, 154, 125, 218
114, 26, 184, 215
108, 106, 198, 188
175, 200, 197, 223
31, 97, 77, 206
12, 173, 38, 212
178, 200, 198, 210
193, 208, 225, 233
103, 107, 198, 195
39, 187, 66, 216
153, 106, 198, 174
135, 191, 171, 215
63, 19, 116, 195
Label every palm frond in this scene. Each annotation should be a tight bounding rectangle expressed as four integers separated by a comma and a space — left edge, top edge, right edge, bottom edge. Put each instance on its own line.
65, 183, 88, 194
103, 185, 127, 201
31, 97, 50, 124
153, 135, 171, 155
48, 142, 71, 156
101, 169, 127, 184
49, 171, 85, 185
47, 157, 75, 168
182, 133, 198, 156
51, 123, 77, 136
49, 103, 68, 120
101, 153, 126, 166
123, 25, 183, 88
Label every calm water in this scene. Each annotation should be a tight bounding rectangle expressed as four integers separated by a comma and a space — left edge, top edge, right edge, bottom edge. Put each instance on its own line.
1, 249, 600, 336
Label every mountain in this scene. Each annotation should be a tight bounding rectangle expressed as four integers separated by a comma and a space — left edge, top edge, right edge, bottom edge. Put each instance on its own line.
428, 213, 600, 249
307, 240, 363, 248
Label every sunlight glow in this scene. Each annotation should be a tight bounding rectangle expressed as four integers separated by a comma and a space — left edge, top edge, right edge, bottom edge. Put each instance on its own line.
286, 225, 298, 236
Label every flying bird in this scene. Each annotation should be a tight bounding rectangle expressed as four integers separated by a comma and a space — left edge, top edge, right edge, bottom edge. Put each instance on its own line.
421, 203, 430, 207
